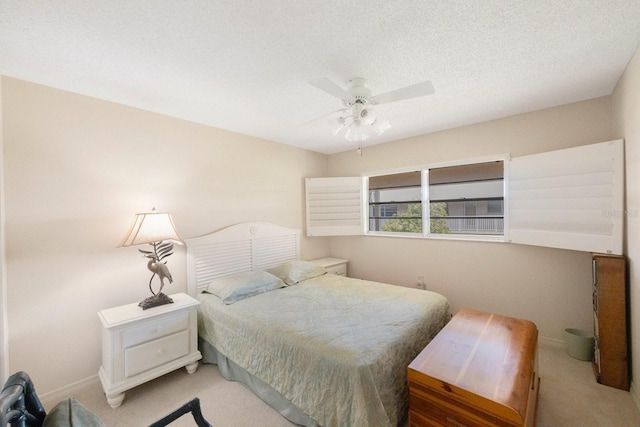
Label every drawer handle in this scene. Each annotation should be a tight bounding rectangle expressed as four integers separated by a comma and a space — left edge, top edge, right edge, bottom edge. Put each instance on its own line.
157, 348, 165, 356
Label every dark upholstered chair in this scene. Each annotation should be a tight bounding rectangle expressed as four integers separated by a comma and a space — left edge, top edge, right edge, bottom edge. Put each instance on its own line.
0, 372, 211, 426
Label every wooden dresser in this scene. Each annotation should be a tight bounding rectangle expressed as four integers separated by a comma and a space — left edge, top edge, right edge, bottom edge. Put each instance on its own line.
408, 308, 540, 426
592, 253, 629, 390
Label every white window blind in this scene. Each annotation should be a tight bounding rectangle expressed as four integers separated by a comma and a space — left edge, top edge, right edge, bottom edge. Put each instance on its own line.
305, 177, 363, 236
508, 139, 624, 255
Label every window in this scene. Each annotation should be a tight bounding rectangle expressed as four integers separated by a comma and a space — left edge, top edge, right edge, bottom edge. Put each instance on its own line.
368, 172, 421, 233
428, 161, 504, 236
365, 160, 504, 238
305, 139, 623, 254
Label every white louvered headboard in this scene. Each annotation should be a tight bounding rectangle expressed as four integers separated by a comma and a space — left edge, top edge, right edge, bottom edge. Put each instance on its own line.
185, 222, 300, 296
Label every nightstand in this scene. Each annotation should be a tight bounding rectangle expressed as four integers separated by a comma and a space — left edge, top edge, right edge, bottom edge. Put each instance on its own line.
98, 293, 202, 408
309, 257, 348, 276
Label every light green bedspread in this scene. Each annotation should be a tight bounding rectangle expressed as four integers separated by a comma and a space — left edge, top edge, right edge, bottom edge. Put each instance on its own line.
197, 274, 450, 427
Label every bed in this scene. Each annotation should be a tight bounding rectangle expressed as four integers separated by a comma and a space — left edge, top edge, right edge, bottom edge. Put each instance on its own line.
185, 222, 450, 427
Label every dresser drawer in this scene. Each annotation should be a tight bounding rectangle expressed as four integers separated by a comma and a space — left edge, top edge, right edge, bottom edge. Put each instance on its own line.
125, 330, 190, 378
123, 312, 188, 348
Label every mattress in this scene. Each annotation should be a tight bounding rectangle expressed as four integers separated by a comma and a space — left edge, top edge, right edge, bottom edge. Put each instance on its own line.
196, 273, 450, 427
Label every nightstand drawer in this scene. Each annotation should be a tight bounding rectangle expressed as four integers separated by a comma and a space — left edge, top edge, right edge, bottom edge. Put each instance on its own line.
123, 312, 189, 348
326, 263, 347, 276
125, 330, 190, 378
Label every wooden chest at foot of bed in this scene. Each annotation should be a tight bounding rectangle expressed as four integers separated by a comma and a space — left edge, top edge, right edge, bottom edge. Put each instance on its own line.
407, 308, 540, 427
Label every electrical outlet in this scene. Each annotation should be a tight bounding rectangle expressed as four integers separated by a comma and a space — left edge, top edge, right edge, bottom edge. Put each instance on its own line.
417, 276, 425, 290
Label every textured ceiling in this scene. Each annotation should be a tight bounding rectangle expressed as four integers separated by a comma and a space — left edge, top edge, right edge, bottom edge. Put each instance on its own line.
1, 1, 640, 154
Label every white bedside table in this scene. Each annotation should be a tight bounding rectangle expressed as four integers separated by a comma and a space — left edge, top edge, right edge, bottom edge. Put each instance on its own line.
309, 257, 348, 276
98, 293, 202, 408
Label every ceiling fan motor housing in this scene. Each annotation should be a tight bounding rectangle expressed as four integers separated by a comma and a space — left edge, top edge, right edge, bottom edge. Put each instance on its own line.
347, 78, 372, 102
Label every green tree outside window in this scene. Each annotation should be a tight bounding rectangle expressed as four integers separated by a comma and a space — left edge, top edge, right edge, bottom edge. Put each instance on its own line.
381, 203, 449, 233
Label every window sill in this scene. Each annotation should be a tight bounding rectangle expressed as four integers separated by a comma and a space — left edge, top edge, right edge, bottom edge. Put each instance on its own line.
366, 231, 504, 243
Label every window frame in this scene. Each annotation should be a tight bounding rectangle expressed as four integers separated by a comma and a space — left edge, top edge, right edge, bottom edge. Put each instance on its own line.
365, 154, 509, 242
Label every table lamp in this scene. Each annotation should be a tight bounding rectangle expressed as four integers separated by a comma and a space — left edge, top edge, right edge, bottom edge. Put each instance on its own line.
119, 208, 183, 309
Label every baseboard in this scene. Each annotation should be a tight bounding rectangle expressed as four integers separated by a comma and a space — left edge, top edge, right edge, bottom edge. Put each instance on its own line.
631, 381, 640, 413
538, 335, 564, 349
39, 374, 101, 408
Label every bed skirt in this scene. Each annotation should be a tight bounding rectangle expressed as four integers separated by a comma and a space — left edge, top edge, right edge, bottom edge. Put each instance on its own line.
199, 338, 319, 427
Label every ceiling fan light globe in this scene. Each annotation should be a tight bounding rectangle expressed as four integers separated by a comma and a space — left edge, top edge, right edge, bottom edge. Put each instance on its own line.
361, 108, 376, 125
343, 115, 355, 126
372, 119, 391, 135
344, 126, 354, 141
333, 116, 347, 133
345, 123, 370, 142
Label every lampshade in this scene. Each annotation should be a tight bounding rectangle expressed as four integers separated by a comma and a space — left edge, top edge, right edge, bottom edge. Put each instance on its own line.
119, 211, 182, 247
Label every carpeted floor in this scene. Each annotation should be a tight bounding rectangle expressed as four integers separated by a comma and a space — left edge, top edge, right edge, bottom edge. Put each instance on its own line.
536, 342, 640, 426
60, 341, 640, 426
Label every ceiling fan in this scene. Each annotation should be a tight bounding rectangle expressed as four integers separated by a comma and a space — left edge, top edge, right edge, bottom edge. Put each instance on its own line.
308, 77, 435, 142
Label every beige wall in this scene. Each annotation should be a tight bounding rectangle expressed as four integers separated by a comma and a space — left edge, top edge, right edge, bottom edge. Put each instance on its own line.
327, 97, 613, 343
612, 44, 640, 403
0, 77, 7, 383
0, 77, 329, 394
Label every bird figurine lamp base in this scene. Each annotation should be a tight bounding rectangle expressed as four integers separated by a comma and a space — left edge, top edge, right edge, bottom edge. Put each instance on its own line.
139, 292, 174, 310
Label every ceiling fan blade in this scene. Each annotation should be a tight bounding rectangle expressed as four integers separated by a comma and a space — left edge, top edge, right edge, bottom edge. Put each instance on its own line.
370, 80, 435, 105
308, 77, 351, 100
300, 108, 348, 126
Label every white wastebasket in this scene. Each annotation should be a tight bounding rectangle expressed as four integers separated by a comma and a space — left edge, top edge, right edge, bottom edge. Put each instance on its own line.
564, 328, 595, 361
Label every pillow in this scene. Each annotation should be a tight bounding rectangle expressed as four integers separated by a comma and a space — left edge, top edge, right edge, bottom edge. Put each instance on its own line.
205, 271, 285, 304
44, 398, 106, 427
267, 260, 327, 286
